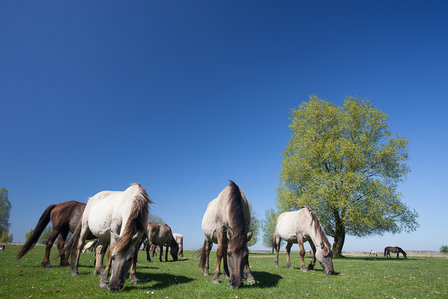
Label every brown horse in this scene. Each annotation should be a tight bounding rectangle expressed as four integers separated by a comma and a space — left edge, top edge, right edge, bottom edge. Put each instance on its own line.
384, 246, 407, 259
142, 222, 178, 262
199, 181, 255, 289
17, 201, 86, 268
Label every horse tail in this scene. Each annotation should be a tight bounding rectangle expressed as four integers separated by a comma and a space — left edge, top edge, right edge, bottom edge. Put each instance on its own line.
58, 219, 83, 266
16, 204, 57, 259
271, 233, 277, 253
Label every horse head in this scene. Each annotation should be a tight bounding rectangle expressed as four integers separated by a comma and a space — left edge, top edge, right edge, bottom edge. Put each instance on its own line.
226, 228, 252, 289
108, 232, 140, 292
315, 240, 334, 275
169, 237, 179, 261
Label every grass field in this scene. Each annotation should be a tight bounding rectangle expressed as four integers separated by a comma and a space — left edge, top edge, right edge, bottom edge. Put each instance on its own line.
1, 245, 447, 298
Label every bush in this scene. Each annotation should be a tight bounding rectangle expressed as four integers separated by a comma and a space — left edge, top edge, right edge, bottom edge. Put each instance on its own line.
440, 245, 448, 254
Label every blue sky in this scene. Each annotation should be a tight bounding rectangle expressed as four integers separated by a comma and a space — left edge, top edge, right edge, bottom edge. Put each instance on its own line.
1, 1, 447, 252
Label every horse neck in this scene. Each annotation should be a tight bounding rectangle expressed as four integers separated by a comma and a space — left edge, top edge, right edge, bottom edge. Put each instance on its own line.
304, 210, 328, 247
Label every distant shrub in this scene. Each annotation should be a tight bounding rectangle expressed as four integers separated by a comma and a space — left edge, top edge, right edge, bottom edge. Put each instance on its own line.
440, 245, 448, 254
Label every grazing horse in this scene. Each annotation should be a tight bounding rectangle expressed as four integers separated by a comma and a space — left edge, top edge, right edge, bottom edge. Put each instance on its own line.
369, 250, 377, 257
142, 222, 178, 262
384, 246, 407, 259
172, 233, 184, 257
63, 183, 151, 291
0, 244, 5, 251
16, 201, 85, 268
199, 181, 255, 289
273, 206, 334, 275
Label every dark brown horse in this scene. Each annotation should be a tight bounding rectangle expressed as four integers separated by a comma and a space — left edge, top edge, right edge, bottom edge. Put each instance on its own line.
17, 201, 85, 268
384, 246, 407, 259
199, 181, 255, 289
142, 222, 178, 262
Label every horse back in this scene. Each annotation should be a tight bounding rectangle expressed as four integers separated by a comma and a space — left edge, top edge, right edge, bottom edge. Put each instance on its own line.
276, 210, 312, 243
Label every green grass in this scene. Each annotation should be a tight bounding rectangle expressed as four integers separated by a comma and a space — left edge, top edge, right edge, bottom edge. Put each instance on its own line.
1, 245, 447, 298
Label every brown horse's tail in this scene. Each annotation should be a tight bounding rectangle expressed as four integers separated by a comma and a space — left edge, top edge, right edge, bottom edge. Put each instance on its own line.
58, 219, 83, 266
16, 204, 57, 259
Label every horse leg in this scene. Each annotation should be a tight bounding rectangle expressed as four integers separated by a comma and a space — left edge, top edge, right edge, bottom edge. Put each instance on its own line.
159, 245, 163, 262
71, 226, 88, 276
99, 243, 113, 288
285, 242, 293, 269
203, 239, 212, 276
57, 229, 70, 267
94, 242, 107, 275
165, 244, 168, 262
129, 241, 140, 284
212, 233, 225, 284
146, 242, 152, 262
243, 254, 256, 285
297, 238, 307, 272
307, 241, 317, 270
42, 229, 60, 268
222, 244, 229, 278
274, 235, 280, 268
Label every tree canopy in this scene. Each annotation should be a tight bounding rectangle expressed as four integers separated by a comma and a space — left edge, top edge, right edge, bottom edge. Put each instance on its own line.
0, 188, 11, 235
277, 96, 418, 256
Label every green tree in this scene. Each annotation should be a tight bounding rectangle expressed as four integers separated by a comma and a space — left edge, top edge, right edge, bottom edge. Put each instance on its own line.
0, 188, 12, 236
38, 225, 53, 244
0, 229, 13, 242
277, 96, 418, 256
148, 214, 165, 224
248, 204, 259, 247
440, 245, 448, 254
25, 229, 34, 242
262, 208, 282, 249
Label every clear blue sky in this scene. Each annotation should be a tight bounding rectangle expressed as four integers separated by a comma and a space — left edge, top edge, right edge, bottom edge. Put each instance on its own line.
1, 1, 447, 252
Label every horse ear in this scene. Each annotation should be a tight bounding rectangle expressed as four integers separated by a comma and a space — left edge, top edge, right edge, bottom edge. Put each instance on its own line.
320, 241, 324, 249
247, 230, 253, 241
227, 227, 234, 240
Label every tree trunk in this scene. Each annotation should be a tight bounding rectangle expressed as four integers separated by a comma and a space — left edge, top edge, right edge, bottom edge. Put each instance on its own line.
332, 211, 346, 257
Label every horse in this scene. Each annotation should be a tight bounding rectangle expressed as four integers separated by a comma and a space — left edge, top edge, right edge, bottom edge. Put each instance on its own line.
62, 183, 151, 291
142, 222, 178, 262
199, 181, 255, 289
384, 246, 407, 259
369, 250, 378, 257
273, 206, 334, 275
16, 201, 86, 268
172, 233, 184, 257
0, 244, 5, 251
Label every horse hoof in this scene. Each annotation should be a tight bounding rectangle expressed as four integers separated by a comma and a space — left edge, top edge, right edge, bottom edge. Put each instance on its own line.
274, 264, 279, 268
130, 278, 139, 284
212, 279, 221, 284
203, 272, 209, 277
301, 268, 308, 272
71, 271, 79, 276
99, 282, 108, 288
42, 262, 52, 268
288, 266, 294, 269
247, 279, 256, 285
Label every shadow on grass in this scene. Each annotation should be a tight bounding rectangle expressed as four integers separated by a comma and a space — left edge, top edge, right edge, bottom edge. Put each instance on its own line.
248, 271, 282, 288
132, 272, 194, 290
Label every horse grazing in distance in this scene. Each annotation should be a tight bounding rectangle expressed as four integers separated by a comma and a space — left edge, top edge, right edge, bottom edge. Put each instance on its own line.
172, 233, 184, 257
142, 222, 178, 262
199, 181, 255, 289
369, 250, 378, 257
273, 206, 334, 275
384, 246, 407, 259
62, 183, 152, 291
17, 201, 86, 268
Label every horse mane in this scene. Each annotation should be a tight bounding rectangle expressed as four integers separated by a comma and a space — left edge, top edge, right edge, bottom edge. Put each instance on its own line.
115, 183, 152, 253
301, 205, 331, 247
226, 180, 248, 250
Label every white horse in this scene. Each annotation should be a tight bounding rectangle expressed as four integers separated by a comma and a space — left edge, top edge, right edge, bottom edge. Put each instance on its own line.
199, 181, 255, 289
369, 249, 377, 257
64, 183, 152, 291
172, 233, 183, 257
273, 206, 334, 275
